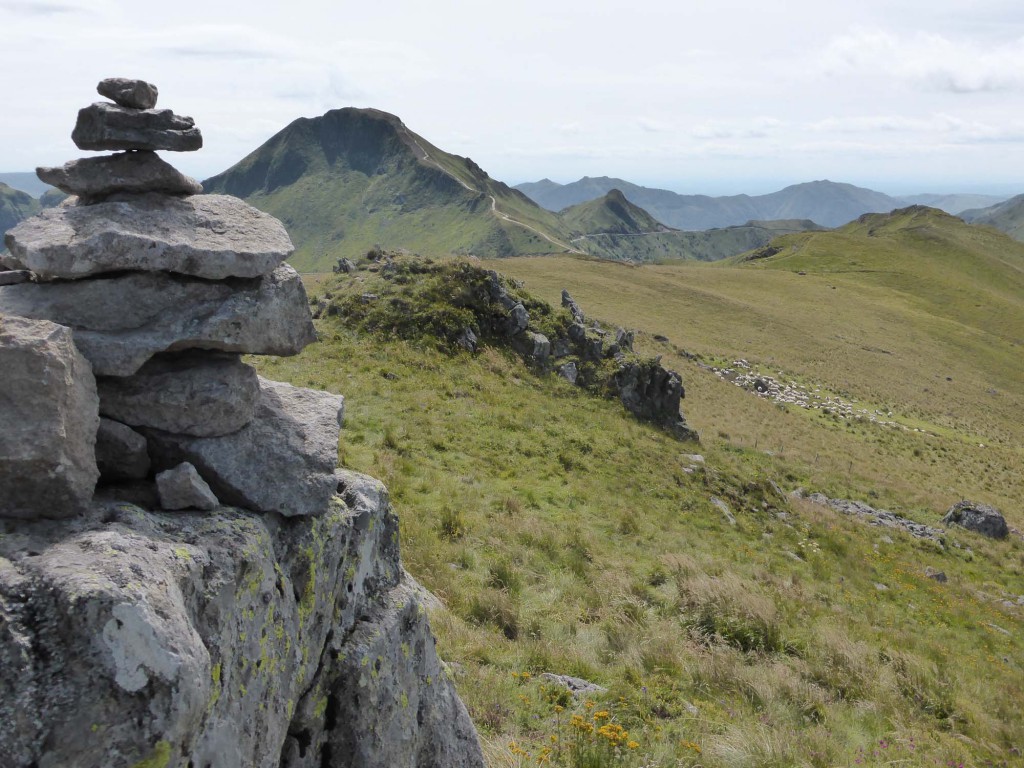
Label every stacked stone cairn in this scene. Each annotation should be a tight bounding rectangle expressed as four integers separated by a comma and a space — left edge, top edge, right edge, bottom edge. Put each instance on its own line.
0, 78, 330, 518
0, 80, 486, 768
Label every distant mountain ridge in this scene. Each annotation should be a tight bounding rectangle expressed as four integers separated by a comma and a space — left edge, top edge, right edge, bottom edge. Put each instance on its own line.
203, 108, 579, 269
0, 173, 52, 199
959, 194, 1024, 242
516, 177, 1010, 230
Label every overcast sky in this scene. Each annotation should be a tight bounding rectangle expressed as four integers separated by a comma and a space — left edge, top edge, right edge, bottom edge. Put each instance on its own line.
2, 0, 1023, 194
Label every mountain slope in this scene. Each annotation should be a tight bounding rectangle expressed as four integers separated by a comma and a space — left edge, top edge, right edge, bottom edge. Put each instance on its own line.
517, 177, 904, 229
0, 172, 52, 199
960, 193, 1024, 241
0, 181, 40, 247
266, 251, 1024, 767
573, 219, 825, 263
560, 188, 668, 236
898, 192, 1009, 215
203, 108, 578, 269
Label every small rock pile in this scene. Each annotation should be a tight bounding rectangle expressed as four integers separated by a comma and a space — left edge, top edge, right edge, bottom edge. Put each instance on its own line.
0, 78, 324, 518
712, 359, 918, 432
792, 489, 946, 542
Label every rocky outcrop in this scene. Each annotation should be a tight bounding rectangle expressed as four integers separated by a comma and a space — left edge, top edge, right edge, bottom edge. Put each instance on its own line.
943, 500, 1008, 539
0, 315, 100, 519
0, 79, 484, 767
0, 471, 482, 768
614, 359, 697, 440
793, 489, 946, 541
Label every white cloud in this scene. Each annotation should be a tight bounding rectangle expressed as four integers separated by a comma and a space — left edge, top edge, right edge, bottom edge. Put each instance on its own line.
820, 28, 1024, 93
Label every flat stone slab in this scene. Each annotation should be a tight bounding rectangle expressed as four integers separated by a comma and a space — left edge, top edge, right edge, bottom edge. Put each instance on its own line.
98, 352, 259, 437
146, 378, 343, 517
97, 77, 158, 110
36, 152, 202, 200
0, 264, 317, 376
4, 193, 291, 281
0, 315, 99, 519
72, 102, 202, 152
0, 270, 32, 286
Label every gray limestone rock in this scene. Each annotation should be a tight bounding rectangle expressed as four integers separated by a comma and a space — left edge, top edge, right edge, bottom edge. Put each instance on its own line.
97, 77, 159, 109
0, 264, 317, 376
0, 270, 32, 286
943, 500, 1008, 539
146, 378, 343, 517
557, 362, 578, 385
0, 315, 99, 519
4, 193, 291, 281
296, 580, 486, 768
156, 462, 219, 511
72, 102, 202, 152
507, 303, 529, 335
525, 331, 550, 363
539, 673, 607, 697
456, 326, 478, 352
96, 418, 150, 481
0, 469, 481, 768
98, 352, 259, 437
615, 327, 635, 352
37, 152, 202, 200
561, 289, 585, 324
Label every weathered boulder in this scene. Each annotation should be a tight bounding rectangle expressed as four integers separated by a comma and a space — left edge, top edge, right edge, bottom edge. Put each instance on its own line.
96, 418, 150, 481
613, 359, 697, 441
98, 352, 259, 437
525, 331, 550, 362
146, 378, 343, 517
156, 462, 219, 511
943, 500, 1008, 539
615, 327, 634, 352
97, 77, 159, 109
72, 102, 202, 151
506, 303, 529, 336
37, 152, 203, 200
0, 315, 99, 519
4, 193, 291, 281
0, 469, 481, 767
0, 264, 317, 376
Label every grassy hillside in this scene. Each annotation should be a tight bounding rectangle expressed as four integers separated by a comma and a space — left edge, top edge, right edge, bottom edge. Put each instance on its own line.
488, 208, 1024, 523
203, 108, 577, 269
576, 220, 825, 263
258, 251, 1022, 768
